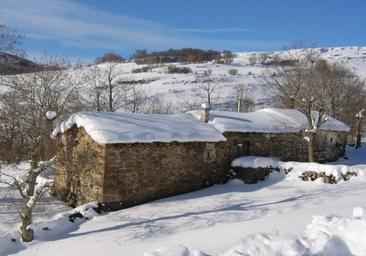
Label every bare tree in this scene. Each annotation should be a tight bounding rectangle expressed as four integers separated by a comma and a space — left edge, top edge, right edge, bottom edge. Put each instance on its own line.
100, 63, 120, 112
0, 24, 24, 55
270, 52, 329, 162
85, 66, 106, 111
298, 91, 328, 163
0, 92, 27, 162
0, 55, 84, 161
146, 96, 176, 114
270, 55, 311, 108
233, 84, 254, 112
179, 92, 202, 112
0, 156, 55, 242
196, 69, 220, 108
0, 111, 57, 242
271, 51, 366, 160
306, 59, 366, 149
0, 24, 29, 75
355, 109, 364, 148
123, 84, 149, 113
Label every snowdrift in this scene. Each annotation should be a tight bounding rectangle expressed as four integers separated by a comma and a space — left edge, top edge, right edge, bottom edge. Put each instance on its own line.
146, 207, 366, 256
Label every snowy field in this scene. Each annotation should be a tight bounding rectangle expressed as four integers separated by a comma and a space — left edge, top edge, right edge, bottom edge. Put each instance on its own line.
0, 143, 365, 255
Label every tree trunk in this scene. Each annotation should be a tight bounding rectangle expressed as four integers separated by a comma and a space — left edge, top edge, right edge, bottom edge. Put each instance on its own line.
108, 78, 113, 112
308, 133, 315, 162
19, 141, 41, 242
356, 134, 362, 149
20, 206, 34, 242
355, 118, 362, 149
96, 90, 101, 111
207, 92, 211, 108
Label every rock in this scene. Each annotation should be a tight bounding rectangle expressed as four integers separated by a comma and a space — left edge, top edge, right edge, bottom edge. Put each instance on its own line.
231, 166, 271, 184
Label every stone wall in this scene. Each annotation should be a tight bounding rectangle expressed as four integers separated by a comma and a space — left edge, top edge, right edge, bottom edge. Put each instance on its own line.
222, 131, 347, 162
314, 131, 347, 162
102, 141, 230, 210
53, 127, 106, 206
53, 126, 348, 210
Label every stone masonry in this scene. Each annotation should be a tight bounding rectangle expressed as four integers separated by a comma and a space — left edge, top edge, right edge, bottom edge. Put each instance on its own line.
53, 127, 106, 205
53, 127, 231, 209
222, 131, 347, 162
53, 126, 348, 210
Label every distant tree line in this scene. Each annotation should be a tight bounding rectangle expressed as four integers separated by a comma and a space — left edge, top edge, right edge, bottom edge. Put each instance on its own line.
129, 48, 235, 65
95, 52, 124, 64
93, 49, 236, 65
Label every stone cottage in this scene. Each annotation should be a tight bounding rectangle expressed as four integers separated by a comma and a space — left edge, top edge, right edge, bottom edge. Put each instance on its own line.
185, 108, 349, 162
52, 107, 349, 209
52, 112, 230, 210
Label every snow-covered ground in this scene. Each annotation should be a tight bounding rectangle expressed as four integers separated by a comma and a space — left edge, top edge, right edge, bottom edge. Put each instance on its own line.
1, 143, 366, 255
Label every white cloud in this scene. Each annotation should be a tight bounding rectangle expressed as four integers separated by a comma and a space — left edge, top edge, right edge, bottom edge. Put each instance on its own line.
0, 0, 287, 53
172, 28, 256, 33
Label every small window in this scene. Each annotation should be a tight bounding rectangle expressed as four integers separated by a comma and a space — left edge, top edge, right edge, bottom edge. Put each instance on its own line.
236, 141, 250, 156
204, 143, 216, 162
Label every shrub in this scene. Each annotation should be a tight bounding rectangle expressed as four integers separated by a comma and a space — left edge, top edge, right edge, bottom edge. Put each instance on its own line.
132, 66, 152, 73
166, 65, 192, 74
228, 69, 239, 76
249, 54, 257, 66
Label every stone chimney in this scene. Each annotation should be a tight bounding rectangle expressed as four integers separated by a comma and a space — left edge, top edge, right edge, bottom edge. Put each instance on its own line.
200, 103, 210, 123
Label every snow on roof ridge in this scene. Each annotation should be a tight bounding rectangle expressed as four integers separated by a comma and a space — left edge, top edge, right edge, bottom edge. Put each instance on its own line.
242, 107, 350, 132
187, 108, 350, 133
257, 108, 305, 130
51, 111, 227, 144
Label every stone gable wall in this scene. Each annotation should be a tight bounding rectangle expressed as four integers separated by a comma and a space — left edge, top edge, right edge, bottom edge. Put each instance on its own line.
103, 141, 230, 210
53, 127, 106, 206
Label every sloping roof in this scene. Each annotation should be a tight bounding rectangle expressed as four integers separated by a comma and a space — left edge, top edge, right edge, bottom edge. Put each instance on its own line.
186, 108, 350, 134
51, 112, 226, 144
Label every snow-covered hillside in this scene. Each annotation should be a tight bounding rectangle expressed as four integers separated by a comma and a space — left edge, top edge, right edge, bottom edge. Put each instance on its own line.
1, 46, 365, 113
1, 143, 366, 255
84, 46, 366, 111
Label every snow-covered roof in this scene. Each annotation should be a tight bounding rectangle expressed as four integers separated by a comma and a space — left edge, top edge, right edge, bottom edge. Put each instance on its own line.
186, 108, 350, 133
51, 112, 226, 144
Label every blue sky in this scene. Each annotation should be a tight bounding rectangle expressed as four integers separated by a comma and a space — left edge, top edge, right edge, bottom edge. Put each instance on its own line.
1, 0, 365, 62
